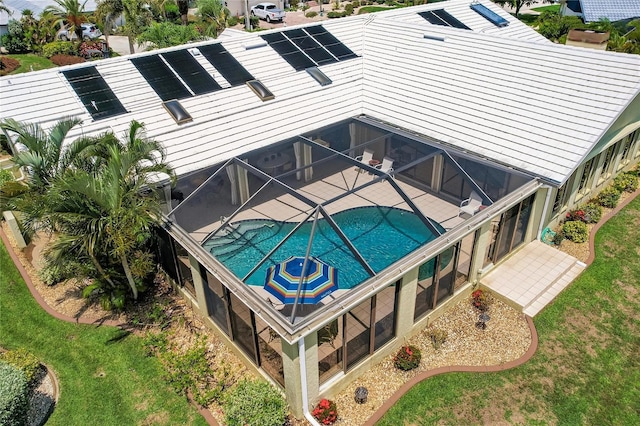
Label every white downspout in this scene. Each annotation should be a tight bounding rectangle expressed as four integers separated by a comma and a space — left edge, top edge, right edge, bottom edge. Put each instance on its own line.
298, 338, 321, 426
537, 184, 553, 239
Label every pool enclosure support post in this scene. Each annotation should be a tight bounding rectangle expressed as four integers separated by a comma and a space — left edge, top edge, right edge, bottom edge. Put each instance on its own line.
290, 208, 320, 322
394, 267, 419, 337
280, 334, 319, 420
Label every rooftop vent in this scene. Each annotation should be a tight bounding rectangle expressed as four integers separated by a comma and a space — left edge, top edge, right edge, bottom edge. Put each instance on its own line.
306, 67, 332, 86
246, 80, 275, 101
163, 100, 193, 124
423, 33, 446, 42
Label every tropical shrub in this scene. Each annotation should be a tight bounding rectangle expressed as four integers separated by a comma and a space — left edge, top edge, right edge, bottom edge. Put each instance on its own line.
227, 15, 239, 26
613, 171, 639, 193
306, 11, 318, 18
41, 41, 77, 58
312, 398, 338, 425
224, 379, 288, 426
583, 203, 603, 223
345, 3, 354, 15
428, 328, 447, 350
0, 168, 14, 187
552, 229, 565, 245
597, 186, 621, 208
562, 220, 588, 243
393, 344, 421, 371
1, 20, 29, 54
0, 348, 41, 385
0, 361, 29, 426
471, 288, 490, 311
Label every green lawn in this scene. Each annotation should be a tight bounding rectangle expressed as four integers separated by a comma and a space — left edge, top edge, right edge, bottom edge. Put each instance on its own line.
532, 4, 560, 13
0, 242, 208, 425
4, 54, 56, 74
377, 195, 640, 425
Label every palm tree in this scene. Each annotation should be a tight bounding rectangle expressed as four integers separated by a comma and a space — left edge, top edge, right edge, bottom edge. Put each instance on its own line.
46, 121, 175, 302
196, 0, 230, 38
44, 0, 88, 41
121, 0, 152, 54
0, 117, 88, 192
0, 0, 11, 16
95, 0, 123, 45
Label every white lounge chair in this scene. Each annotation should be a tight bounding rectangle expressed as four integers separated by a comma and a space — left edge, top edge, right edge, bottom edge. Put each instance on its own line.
459, 190, 483, 217
374, 156, 394, 178
355, 148, 374, 167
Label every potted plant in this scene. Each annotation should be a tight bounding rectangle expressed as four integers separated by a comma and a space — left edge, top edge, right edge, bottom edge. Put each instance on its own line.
312, 398, 338, 425
393, 344, 421, 371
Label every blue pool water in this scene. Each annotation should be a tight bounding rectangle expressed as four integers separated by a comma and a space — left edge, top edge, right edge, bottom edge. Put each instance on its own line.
203, 206, 445, 289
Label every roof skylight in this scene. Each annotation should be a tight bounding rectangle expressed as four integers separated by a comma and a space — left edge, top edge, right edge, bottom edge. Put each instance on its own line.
163, 100, 193, 124
470, 2, 509, 27
246, 80, 275, 101
306, 67, 332, 86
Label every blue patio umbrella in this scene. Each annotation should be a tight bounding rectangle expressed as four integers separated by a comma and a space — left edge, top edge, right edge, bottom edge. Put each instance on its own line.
264, 256, 338, 305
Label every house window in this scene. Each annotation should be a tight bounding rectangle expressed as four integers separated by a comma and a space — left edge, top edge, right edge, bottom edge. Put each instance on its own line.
485, 194, 535, 266
577, 158, 596, 197
598, 144, 617, 184
552, 184, 568, 214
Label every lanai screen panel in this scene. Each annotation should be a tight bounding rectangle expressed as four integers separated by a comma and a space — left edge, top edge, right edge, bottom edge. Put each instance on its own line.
418, 9, 470, 30
198, 44, 254, 86
304, 25, 358, 61
261, 32, 316, 71
62, 66, 127, 120
130, 55, 192, 101
161, 50, 222, 95
286, 28, 337, 66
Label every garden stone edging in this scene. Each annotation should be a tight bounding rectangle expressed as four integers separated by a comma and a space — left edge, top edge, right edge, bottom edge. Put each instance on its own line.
0, 228, 220, 426
363, 185, 640, 425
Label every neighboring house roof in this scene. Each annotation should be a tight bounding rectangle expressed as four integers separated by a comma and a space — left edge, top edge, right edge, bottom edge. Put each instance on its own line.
1, 0, 639, 186
0, 0, 99, 26
579, 0, 640, 23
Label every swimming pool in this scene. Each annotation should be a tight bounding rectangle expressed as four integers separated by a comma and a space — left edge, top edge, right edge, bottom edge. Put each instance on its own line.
203, 206, 445, 289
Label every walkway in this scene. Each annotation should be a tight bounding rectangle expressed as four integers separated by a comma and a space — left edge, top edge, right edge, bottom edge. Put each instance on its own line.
482, 240, 586, 317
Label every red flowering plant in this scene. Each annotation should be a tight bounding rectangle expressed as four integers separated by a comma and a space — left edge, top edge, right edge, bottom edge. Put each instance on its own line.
566, 209, 586, 223
471, 289, 489, 311
312, 398, 338, 425
393, 344, 421, 371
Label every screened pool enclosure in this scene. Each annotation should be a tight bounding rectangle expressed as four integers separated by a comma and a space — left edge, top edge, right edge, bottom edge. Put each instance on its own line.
156, 116, 539, 406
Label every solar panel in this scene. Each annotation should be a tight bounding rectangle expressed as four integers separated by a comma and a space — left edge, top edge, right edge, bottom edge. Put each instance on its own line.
418, 10, 470, 30
261, 32, 316, 71
161, 50, 222, 95
197, 43, 254, 86
470, 3, 509, 27
62, 66, 127, 120
304, 25, 357, 61
285, 28, 337, 66
130, 56, 192, 101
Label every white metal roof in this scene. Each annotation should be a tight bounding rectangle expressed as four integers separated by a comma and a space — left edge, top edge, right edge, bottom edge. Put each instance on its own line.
1, 0, 639, 185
